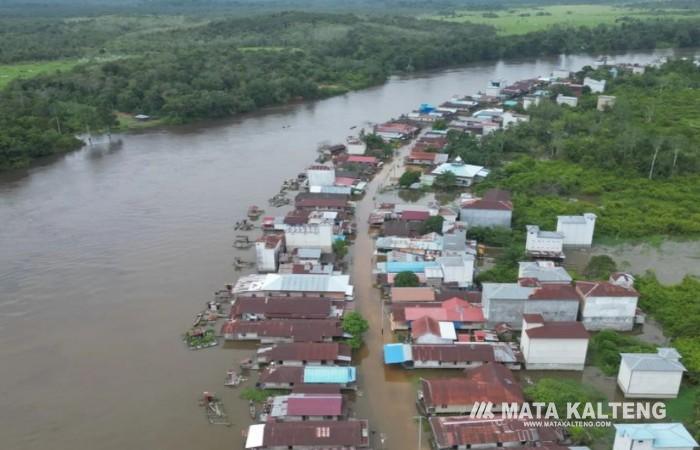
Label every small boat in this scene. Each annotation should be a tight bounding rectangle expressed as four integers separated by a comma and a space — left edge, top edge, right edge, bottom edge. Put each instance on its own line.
247, 205, 264, 220
240, 358, 258, 370
224, 370, 246, 387
200, 392, 231, 426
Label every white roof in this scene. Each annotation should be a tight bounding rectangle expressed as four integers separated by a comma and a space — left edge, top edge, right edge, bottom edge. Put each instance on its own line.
621, 348, 686, 372
245, 424, 265, 448
439, 321, 457, 340
233, 274, 352, 295
431, 157, 486, 179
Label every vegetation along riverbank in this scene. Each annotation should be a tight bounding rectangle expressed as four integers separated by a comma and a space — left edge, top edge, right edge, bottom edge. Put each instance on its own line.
3, 4, 700, 170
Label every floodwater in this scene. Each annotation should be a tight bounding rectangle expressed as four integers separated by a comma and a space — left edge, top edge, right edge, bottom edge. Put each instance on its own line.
0, 48, 695, 450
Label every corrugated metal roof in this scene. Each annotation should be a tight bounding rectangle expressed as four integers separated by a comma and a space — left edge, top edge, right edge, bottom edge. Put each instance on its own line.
304, 366, 357, 384
614, 423, 698, 448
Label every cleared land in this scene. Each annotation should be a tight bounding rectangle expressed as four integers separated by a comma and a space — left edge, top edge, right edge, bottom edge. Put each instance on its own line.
0, 59, 81, 89
430, 5, 700, 35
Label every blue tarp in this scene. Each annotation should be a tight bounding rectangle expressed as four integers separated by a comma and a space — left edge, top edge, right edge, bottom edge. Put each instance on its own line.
303, 366, 356, 384
419, 103, 435, 113
384, 343, 409, 364
385, 261, 438, 274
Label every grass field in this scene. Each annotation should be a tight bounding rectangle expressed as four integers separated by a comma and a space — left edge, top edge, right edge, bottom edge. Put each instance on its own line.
0, 59, 81, 89
430, 5, 700, 35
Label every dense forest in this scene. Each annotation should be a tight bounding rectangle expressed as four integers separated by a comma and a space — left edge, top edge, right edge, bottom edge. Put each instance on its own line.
3, 9, 700, 170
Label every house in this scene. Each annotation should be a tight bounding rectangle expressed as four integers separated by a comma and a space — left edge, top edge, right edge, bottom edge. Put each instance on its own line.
345, 155, 379, 167
257, 365, 357, 390
556, 213, 596, 247
375, 233, 443, 255
307, 165, 336, 187
394, 298, 485, 331
244, 420, 370, 449
232, 274, 353, 300
345, 137, 366, 155
284, 222, 333, 252
556, 94, 578, 107
430, 416, 565, 450
261, 393, 344, 421
230, 296, 341, 320
390, 287, 436, 303
518, 261, 572, 284
597, 95, 617, 111
482, 280, 580, 327
576, 281, 639, 331
384, 342, 521, 369
418, 363, 523, 415
501, 111, 530, 128
256, 342, 352, 366
295, 192, 351, 213
613, 423, 698, 450
255, 233, 284, 272
411, 316, 456, 344
618, 348, 686, 399
220, 319, 344, 343
520, 314, 589, 370
405, 150, 448, 166
375, 122, 420, 140
430, 157, 489, 187
583, 77, 606, 93
525, 225, 565, 259
523, 95, 542, 110
459, 189, 513, 228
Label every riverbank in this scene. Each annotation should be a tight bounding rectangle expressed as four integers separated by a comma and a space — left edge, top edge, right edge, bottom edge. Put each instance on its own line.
0, 49, 691, 450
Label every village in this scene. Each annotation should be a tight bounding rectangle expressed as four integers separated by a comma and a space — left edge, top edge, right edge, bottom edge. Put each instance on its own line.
184, 57, 697, 450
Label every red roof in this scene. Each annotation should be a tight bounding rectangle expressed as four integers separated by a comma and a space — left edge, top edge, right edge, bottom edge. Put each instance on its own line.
231, 296, 333, 319
404, 298, 484, 323
347, 155, 378, 164
334, 177, 356, 186
401, 210, 430, 221
257, 233, 284, 249
576, 281, 639, 297
259, 366, 304, 384
411, 316, 442, 339
524, 321, 589, 339
528, 283, 580, 301
221, 319, 343, 342
460, 197, 513, 211
377, 122, 418, 134
430, 416, 564, 448
522, 313, 544, 324
264, 342, 352, 362
391, 287, 436, 302
308, 164, 333, 171
421, 363, 523, 407
286, 394, 343, 416
411, 344, 495, 362
408, 151, 438, 161
260, 420, 369, 447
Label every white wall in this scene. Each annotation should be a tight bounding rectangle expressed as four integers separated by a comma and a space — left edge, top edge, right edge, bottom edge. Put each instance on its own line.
584, 77, 606, 93
255, 243, 278, 272
284, 223, 333, 252
346, 140, 366, 155
557, 214, 596, 246
307, 167, 336, 187
522, 337, 588, 370
556, 94, 578, 107
526, 228, 564, 253
620, 367, 683, 398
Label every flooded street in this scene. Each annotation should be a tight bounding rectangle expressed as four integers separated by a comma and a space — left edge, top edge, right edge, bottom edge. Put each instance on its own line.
0, 48, 692, 450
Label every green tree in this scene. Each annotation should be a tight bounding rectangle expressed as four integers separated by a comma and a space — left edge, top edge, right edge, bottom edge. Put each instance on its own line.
332, 239, 349, 260
399, 170, 421, 187
420, 215, 445, 235
342, 311, 369, 349
394, 271, 419, 287
433, 171, 457, 190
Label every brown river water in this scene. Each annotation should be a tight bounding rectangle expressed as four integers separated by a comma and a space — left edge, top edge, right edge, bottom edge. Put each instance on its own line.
0, 49, 694, 450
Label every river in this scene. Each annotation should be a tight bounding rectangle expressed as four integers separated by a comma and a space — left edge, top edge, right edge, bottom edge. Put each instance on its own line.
0, 48, 694, 450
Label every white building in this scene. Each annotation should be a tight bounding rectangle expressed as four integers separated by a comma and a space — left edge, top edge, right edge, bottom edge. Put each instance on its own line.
284, 222, 333, 252
306, 165, 335, 187
501, 111, 530, 129
613, 423, 698, 450
232, 273, 353, 300
411, 316, 457, 345
556, 94, 578, 107
518, 261, 572, 284
436, 254, 474, 287
576, 281, 639, 331
346, 136, 366, 155
431, 157, 489, 187
583, 77, 606, 93
557, 213, 596, 247
525, 225, 564, 257
618, 348, 686, 399
255, 234, 284, 273
522, 95, 541, 110
520, 314, 589, 370
597, 95, 617, 111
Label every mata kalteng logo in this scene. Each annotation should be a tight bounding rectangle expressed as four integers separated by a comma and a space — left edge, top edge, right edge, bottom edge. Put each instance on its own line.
469, 401, 667, 421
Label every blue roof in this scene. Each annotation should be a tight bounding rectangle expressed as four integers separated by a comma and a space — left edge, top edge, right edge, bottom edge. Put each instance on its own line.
385, 261, 438, 274
614, 423, 699, 448
384, 343, 410, 364
303, 366, 356, 384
